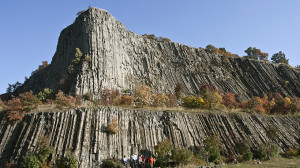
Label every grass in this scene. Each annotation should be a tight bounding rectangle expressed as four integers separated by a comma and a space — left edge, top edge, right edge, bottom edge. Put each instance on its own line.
221, 157, 300, 168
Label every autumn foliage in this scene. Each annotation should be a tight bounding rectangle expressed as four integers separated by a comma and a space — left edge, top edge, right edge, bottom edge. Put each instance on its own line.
54, 90, 76, 109
6, 96, 24, 121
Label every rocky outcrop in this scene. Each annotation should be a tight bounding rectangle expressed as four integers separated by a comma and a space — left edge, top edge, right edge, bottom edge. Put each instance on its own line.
18, 7, 300, 100
0, 108, 299, 167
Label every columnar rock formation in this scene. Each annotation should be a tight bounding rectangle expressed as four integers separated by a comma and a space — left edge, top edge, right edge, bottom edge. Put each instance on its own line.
0, 108, 299, 167
19, 7, 300, 100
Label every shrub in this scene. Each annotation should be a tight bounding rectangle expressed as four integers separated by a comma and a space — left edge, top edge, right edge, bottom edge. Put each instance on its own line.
134, 84, 151, 107
266, 125, 278, 141
199, 85, 223, 109
19, 91, 40, 112
38, 88, 54, 102
101, 89, 112, 106
83, 93, 93, 101
253, 143, 279, 161
152, 93, 169, 107
4, 162, 18, 168
104, 158, 124, 168
182, 96, 204, 108
285, 148, 299, 157
120, 95, 134, 106
271, 96, 293, 114
175, 83, 185, 99
168, 94, 178, 108
235, 141, 250, 155
56, 152, 78, 168
84, 54, 91, 62
242, 151, 253, 161
222, 92, 237, 109
111, 90, 121, 106
6, 96, 24, 121
0, 99, 5, 109
203, 135, 221, 163
106, 118, 120, 134
22, 155, 41, 168
36, 136, 54, 163
171, 148, 193, 166
155, 139, 173, 167
72, 48, 83, 64
37, 61, 49, 71
54, 91, 76, 109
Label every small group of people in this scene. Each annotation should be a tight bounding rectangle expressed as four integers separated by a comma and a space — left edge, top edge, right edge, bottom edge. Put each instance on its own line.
121, 154, 154, 168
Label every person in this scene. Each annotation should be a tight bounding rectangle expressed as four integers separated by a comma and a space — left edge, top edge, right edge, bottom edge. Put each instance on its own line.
138, 155, 144, 168
122, 155, 128, 168
131, 154, 138, 168
149, 156, 154, 168
141, 155, 146, 168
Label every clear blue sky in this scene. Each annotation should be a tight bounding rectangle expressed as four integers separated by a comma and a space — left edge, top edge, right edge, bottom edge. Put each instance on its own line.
1, 0, 300, 94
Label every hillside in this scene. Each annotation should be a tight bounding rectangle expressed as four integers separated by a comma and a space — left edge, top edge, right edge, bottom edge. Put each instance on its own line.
15, 7, 300, 100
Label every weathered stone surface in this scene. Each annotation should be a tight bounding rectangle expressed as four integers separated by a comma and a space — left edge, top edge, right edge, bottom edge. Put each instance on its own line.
18, 7, 300, 100
0, 108, 299, 167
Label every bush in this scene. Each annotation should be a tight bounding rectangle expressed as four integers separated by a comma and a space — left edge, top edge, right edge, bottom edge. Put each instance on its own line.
168, 94, 178, 108
134, 84, 151, 107
253, 143, 279, 161
6, 96, 24, 121
242, 151, 253, 161
106, 118, 120, 134
199, 85, 223, 109
152, 93, 169, 107
285, 148, 299, 157
38, 88, 54, 102
182, 96, 204, 108
19, 91, 40, 112
271, 96, 293, 114
120, 95, 134, 106
235, 141, 250, 155
22, 155, 41, 168
155, 139, 173, 167
104, 158, 124, 168
72, 48, 83, 64
83, 93, 93, 101
101, 89, 112, 106
222, 92, 237, 109
54, 91, 76, 109
203, 135, 221, 163
56, 152, 78, 168
175, 83, 185, 99
171, 148, 193, 166
37, 61, 49, 71
36, 136, 54, 163
4, 162, 18, 168
266, 125, 278, 141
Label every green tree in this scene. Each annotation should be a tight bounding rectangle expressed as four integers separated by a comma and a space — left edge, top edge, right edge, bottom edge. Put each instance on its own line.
205, 44, 218, 53
244, 47, 268, 60
22, 155, 41, 168
271, 51, 289, 64
203, 135, 221, 163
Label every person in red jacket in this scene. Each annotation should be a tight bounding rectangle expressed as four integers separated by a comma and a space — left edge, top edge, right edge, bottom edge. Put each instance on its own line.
149, 156, 154, 168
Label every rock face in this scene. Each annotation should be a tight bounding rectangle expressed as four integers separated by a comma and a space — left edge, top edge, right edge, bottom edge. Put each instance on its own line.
19, 7, 300, 100
0, 108, 299, 167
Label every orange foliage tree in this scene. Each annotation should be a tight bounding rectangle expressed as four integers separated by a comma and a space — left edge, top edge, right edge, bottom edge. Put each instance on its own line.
54, 90, 76, 109
6, 96, 24, 121
134, 84, 151, 107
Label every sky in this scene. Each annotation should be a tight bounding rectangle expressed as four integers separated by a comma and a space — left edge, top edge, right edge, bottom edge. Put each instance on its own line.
0, 0, 299, 94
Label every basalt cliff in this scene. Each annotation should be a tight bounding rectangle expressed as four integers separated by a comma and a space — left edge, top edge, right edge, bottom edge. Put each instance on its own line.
17, 7, 300, 100
0, 108, 299, 167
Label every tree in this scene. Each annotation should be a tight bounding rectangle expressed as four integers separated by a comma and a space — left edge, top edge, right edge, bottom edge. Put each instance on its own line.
244, 47, 268, 60
6, 81, 22, 93
271, 51, 289, 64
205, 44, 218, 54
